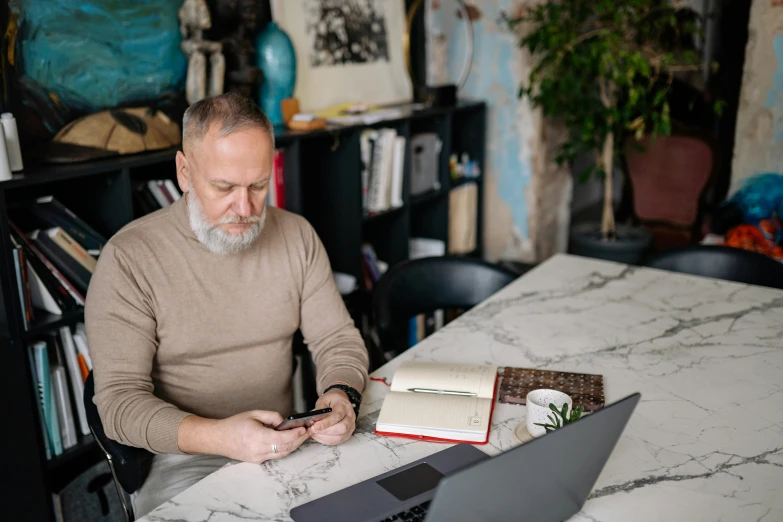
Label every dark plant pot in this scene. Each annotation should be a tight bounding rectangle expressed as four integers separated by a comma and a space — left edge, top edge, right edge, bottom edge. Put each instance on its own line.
568, 223, 653, 265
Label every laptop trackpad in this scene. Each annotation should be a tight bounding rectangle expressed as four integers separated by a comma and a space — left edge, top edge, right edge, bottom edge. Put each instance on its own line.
289, 444, 488, 522
376, 463, 445, 501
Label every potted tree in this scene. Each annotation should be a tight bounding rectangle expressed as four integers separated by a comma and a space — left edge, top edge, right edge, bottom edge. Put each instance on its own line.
506, 0, 712, 263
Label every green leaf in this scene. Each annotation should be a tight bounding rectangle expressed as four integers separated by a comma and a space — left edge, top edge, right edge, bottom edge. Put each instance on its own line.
714, 99, 727, 117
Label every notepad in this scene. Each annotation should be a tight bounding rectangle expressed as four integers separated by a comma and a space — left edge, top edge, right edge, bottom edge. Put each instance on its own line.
374, 362, 499, 444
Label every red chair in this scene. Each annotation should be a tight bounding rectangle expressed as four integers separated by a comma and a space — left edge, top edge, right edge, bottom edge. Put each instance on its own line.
625, 133, 714, 251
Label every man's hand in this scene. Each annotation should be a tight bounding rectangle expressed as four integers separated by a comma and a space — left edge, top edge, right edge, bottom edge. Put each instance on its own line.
179, 410, 309, 464
308, 389, 356, 446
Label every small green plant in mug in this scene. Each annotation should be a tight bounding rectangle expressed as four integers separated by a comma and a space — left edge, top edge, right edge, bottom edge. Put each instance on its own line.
534, 403, 585, 433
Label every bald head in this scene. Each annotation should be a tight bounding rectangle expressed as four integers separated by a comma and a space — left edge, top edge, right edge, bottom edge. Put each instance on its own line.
182, 92, 275, 150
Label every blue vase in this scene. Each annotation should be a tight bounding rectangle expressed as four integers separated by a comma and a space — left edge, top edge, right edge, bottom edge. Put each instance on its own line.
254, 22, 296, 126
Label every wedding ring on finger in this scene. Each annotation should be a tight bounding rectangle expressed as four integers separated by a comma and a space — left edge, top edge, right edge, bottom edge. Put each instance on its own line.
272, 443, 278, 454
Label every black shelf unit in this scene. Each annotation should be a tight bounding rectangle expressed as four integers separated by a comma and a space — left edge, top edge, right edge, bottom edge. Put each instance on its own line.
0, 99, 486, 521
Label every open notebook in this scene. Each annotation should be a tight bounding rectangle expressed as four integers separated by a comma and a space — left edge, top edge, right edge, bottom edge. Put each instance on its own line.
374, 362, 499, 444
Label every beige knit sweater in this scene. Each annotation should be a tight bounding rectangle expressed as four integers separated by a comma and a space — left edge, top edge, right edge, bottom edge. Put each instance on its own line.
85, 197, 369, 454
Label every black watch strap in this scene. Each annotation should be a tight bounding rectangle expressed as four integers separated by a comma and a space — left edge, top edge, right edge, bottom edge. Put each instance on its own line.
324, 383, 362, 417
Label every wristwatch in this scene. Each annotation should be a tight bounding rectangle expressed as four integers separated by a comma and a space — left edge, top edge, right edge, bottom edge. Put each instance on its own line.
324, 383, 362, 418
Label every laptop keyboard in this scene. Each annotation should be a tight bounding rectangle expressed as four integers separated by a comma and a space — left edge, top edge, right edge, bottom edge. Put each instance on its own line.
381, 500, 431, 521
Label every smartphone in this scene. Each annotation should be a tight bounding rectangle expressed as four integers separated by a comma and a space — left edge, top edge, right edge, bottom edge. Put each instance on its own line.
274, 408, 333, 431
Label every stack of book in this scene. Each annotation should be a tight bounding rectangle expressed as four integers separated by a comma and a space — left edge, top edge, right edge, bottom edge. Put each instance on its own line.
133, 178, 182, 214
29, 323, 93, 459
360, 129, 405, 216
9, 197, 107, 328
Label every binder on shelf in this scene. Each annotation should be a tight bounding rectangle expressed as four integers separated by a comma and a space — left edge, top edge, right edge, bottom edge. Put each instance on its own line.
28, 348, 51, 460
410, 133, 441, 196
33, 341, 63, 457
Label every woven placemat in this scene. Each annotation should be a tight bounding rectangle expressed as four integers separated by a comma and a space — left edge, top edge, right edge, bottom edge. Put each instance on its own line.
498, 367, 605, 412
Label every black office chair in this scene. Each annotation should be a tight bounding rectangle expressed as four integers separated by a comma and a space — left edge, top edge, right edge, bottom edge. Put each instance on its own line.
83, 371, 152, 522
372, 256, 518, 361
643, 245, 783, 289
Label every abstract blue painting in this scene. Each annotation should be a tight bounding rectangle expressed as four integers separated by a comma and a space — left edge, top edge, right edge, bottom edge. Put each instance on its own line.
15, 0, 186, 113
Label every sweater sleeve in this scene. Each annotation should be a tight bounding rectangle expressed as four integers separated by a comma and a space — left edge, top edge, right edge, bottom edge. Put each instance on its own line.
298, 222, 370, 395
85, 242, 190, 454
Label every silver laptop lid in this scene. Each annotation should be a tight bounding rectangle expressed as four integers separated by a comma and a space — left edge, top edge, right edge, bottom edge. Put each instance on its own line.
425, 393, 641, 522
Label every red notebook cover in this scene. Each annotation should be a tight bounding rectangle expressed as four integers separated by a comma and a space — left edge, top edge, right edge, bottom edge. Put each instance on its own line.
373, 372, 500, 445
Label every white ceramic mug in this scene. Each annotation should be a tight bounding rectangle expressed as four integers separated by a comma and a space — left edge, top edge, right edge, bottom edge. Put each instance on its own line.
526, 389, 573, 438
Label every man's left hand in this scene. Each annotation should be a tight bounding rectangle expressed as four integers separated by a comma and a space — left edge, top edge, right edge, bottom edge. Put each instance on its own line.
308, 389, 356, 446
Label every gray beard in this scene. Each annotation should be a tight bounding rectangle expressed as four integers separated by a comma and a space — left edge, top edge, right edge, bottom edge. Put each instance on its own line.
187, 193, 266, 255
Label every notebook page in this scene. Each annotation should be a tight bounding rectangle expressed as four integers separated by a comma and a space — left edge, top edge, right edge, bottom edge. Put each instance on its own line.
389, 362, 498, 398
376, 392, 492, 435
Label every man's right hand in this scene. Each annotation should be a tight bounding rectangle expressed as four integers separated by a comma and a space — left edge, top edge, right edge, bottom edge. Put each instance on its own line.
178, 410, 310, 464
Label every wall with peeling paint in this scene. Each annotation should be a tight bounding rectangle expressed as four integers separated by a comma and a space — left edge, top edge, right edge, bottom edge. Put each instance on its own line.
731, 1, 783, 192
426, 0, 572, 263
427, 0, 536, 262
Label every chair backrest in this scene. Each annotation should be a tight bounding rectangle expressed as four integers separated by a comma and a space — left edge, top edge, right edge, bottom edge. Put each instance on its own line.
83, 372, 152, 495
372, 256, 518, 356
643, 245, 783, 289
626, 134, 713, 227
625, 134, 714, 250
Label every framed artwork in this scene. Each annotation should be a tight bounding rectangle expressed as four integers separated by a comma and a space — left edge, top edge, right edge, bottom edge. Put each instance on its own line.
272, 0, 413, 112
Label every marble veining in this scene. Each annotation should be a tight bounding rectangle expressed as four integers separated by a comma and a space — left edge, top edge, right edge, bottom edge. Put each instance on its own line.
139, 254, 783, 522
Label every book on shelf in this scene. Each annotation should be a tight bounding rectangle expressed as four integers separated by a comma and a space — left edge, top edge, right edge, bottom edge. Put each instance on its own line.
9, 233, 33, 330
375, 361, 499, 444
267, 148, 286, 209
8, 196, 100, 327
448, 182, 478, 254
360, 128, 405, 215
11, 221, 84, 310
32, 340, 62, 457
28, 323, 93, 460
133, 178, 183, 214
407, 310, 445, 347
315, 102, 405, 126
359, 243, 387, 292
26, 196, 107, 256
407, 238, 446, 347
29, 228, 91, 296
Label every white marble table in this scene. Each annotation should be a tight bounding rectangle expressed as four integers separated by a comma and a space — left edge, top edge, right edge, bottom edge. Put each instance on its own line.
140, 254, 783, 522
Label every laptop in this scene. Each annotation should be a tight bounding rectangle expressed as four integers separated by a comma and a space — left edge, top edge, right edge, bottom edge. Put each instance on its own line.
290, 392, 640, 522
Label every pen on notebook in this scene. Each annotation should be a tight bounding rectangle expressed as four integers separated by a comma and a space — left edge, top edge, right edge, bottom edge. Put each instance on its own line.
408, 388, 477, 396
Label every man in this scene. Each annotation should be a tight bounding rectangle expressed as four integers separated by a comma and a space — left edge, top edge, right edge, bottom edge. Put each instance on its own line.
85, 92, 369, 518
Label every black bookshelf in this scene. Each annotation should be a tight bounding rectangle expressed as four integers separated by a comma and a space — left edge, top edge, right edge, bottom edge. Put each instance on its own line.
0, 99, 486, 522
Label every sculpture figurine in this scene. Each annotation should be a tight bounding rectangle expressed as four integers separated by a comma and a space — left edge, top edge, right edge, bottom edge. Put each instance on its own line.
218, 0, 265, 99
179, 0, 225, 104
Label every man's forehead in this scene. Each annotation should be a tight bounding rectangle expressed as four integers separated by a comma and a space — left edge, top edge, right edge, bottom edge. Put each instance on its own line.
184, 125, 271, 152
